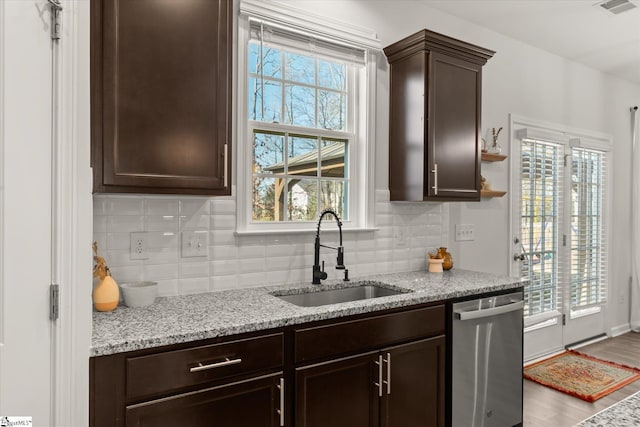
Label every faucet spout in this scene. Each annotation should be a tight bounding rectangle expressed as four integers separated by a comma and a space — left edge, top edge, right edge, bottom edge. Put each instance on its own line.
312, 208, 347, 284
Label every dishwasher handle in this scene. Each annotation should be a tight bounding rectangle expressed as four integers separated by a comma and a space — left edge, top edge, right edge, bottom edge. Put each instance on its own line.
454, 300, 524, 321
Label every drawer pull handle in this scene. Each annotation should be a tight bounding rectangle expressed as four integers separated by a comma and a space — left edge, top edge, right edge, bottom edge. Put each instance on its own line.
189, 357, 242, 373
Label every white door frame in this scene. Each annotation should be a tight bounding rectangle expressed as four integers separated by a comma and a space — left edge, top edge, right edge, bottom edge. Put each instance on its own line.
1, 1, 91, 424
51, 1, 92, 425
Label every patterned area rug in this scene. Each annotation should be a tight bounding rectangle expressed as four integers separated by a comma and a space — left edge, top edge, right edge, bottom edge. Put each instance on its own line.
524, 351, 640, 402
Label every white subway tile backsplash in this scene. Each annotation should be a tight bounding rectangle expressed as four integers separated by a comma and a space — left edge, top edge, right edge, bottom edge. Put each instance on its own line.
94, 195, 447, 297
210, 259, 238, 276
179, 214, 210, 230
106, 250, 143, 267
376, 213, 393, 226
94, 215, 107, 234
211, 198, 236, 215
236, 257, 266, 274
237, 272, 267, 288
106, 198, 145, 215
210, 274, 238, 291
266, 255, 307, 272
93, 233, 107, 253
210, 230, 236, 246
179, 261, 210, 278
180, 199, 210, 215
147, 231, 179, 248
146, 247, 179, 264
393, 259, 411, 272
147, 215, 178, 232
238, 244, 265, 259
110, 265, 144, 283
93, 197, 108, 215
179, 277, 210, 294
107, 215, 145, 233
210, 245, 238, 260
210, 214, 236, 230
156, 279, 180, 297
146, 199, 179, 215
144, 263, 179, 280
266, 268, 306, 285
107, 232, 132, 251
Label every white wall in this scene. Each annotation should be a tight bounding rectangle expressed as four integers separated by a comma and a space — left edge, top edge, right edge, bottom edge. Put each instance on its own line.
95, 0, 640, 331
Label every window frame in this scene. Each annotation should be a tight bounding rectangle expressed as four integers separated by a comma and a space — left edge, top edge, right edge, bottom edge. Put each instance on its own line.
237, 0, 380, 234
510, 116, 613, 326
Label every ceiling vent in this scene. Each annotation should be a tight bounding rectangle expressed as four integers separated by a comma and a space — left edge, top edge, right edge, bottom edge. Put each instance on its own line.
596, 0, 636, 14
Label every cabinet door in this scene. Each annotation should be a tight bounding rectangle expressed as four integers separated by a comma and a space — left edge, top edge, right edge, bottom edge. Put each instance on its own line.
92, 0, 232, 195
380, 336, 446, 427
296, 352, 380, 427
426, 51, 482, 201
125, 374, 283, 427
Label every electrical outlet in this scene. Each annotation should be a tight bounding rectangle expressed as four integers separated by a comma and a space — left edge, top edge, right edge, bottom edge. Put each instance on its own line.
181, 230, 209, 258
455, 224, 475, 241
130, 232, 149, 260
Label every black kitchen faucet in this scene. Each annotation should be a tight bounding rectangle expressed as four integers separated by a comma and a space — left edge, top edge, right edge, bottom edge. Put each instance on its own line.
312, 208, 349, 284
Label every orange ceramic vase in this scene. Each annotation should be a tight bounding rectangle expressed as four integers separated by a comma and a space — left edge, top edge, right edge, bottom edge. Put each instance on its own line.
437, 247, 453, 270
93, 275, 119, 312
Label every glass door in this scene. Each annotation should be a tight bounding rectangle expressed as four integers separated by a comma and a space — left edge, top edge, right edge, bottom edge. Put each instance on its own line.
511, 123, 610, 361
515, 137, 565, 361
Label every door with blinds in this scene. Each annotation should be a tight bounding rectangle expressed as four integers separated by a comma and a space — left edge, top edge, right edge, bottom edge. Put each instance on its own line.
511, 121, 610, 361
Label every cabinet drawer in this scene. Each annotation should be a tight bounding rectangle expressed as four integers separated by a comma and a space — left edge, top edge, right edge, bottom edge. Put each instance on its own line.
126, 333, 283, 399
294, 305, 445, 363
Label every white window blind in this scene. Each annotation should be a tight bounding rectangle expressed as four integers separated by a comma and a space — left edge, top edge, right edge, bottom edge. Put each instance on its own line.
570, 147, 608, 309
519, 138, 564, 318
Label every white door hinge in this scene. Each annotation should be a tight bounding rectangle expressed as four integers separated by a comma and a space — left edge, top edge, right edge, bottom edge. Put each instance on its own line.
48, 0, 63, 41
50, 284, 59, 321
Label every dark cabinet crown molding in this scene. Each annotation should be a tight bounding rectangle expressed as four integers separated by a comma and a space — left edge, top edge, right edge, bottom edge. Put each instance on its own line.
383, 29, 495, 65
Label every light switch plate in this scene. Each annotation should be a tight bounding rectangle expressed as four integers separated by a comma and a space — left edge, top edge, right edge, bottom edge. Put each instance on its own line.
181, 230, 209, 258
455, 224, 475, 241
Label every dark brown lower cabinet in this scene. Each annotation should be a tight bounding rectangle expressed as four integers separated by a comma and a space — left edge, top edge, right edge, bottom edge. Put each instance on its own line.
380, 336, 446, 427
91, 304, 448, 427
295, 336, 445, 427
295, 352, 380, 427
125, 373, 283, 427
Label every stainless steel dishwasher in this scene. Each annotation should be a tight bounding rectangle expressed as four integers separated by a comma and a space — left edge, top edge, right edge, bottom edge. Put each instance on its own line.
452, 291, 524, 427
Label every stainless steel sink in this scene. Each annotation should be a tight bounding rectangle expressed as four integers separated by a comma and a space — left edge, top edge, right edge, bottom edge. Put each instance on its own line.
275, 283, 407, 307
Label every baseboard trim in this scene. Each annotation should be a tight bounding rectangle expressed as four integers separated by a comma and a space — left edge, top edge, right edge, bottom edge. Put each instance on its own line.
610, 323, 631, 337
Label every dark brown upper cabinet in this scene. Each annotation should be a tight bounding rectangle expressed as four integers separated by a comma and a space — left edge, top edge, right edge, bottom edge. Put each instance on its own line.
384, 29, 494, 201
91, 0, 232, 195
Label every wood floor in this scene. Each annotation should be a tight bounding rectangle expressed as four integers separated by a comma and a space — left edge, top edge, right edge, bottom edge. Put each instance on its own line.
524, 332, 640, 426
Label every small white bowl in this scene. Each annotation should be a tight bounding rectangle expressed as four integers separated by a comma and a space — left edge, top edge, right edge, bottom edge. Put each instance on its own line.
120, 281, 158, 308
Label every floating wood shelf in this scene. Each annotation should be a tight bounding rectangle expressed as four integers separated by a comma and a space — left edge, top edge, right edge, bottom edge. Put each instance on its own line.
481, 152, 507, 162
481, 190, 506, 198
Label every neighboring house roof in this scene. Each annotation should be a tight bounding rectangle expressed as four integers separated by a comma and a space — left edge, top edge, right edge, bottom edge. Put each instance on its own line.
263, 141, 345, 177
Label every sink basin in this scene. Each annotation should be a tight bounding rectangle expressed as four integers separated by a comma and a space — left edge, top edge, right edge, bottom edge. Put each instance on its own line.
275, 283, 408, 307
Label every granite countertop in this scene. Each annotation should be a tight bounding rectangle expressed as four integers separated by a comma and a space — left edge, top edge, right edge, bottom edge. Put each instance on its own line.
91, 269, 526, 357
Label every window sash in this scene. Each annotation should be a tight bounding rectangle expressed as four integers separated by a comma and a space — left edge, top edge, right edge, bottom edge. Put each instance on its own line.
519, 138, 564, 318
570, 148, 608, 309
250, 123, 352, 223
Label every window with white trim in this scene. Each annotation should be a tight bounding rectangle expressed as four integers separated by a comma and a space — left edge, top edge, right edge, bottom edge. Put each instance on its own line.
238, 0, 379, 232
